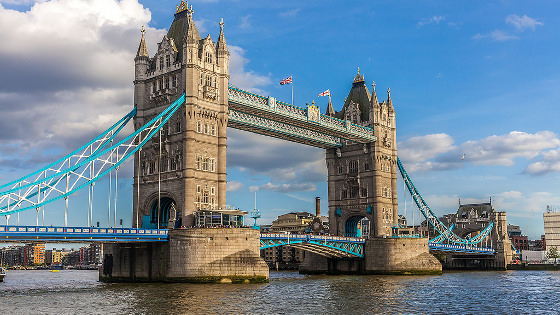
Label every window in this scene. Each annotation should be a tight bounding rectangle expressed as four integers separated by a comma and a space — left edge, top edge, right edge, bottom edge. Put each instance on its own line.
175, 121, 181, 133
364, 162, 370, 171
197, 185, 201, 193
204, 123, 208, 134
171, 158, 177, 171
196, 155, 201, 170
149, 162, 155, 174
165, 55, 170, 68
205, 51, 212, 63
197, 121, 202, 133
205, 75, 211, 86
160, 157, 168, 172
341, 190, 348, 199
152, 83, 156, 93
349, 160, 358, 173
164, 77, 169, 89
200, 74, 203, 85
361, 187, 368, 197
210, 158, 215, 172
203, 192, 209, 204
211, 124, 216, 136
337, 165, 343, 174
349, 186, 358, 198
159, 57, 163, 70
211, 186, 215, 195
202, 158, 208, 171
172, 75, 177, 88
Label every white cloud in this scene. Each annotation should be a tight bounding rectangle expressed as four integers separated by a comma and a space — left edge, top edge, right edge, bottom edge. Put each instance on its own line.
399, 131, 560, 172
418, 15, 445, 27
506, 14, 543, 31
239, 14, 251, 29
473, 30, 518, 41
524, 148, 560, 175
279, 8, 300, 18
229, 45, 271, 94
462, 131, 560, 166
0, 0, 272, 175
226, 181, 244, 192
256, 182, 316, 193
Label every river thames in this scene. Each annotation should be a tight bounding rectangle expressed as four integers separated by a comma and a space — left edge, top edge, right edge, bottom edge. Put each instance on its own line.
1, 269, 559, 314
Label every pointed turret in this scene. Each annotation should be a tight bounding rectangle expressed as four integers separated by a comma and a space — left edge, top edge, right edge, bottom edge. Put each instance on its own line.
136, 26, 149, 58
387, 87, 394, 112
326, 97, 335, 117
166, 1, 201, 62
337, 67, 371, 123
216, 18, 228, 53
368, 81, 379, 124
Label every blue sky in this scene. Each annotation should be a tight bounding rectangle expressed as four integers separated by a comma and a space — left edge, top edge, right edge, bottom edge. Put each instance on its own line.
0, 0, 559, 239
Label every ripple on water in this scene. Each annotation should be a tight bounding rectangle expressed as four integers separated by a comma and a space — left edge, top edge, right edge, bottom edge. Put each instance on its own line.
1, 270, 560, 314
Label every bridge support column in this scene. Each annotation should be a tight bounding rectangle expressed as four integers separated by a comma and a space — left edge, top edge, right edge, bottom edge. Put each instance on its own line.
100, 228, 269, 283
300, 238, 441, 275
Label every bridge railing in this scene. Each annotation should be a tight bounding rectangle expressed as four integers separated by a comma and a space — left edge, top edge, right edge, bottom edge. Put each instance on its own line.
429, 242, 495, 254
0, 225, 168, 242
260, 233, 365, 243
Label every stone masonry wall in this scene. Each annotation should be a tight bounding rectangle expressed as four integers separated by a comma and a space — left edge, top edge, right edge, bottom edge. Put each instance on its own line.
100, 228, 269, 283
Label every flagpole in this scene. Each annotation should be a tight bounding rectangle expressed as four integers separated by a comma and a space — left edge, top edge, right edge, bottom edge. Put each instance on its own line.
291, 76, 294, 105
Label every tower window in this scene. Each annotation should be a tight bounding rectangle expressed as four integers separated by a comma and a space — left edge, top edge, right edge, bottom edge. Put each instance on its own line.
165, 55, 170, 68
349, 160, 358, 173
176, 121, 181, 133
159, 57, 163, 70
337, 165, 343, 174
361, 187, 368, 197
172, 75, 177, 88
164, 77, 169, 89
211, 124, 216, 136
364, 162, 370, 171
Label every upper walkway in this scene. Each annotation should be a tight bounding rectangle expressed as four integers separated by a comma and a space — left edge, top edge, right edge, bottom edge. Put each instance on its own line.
228, 86, 376, 148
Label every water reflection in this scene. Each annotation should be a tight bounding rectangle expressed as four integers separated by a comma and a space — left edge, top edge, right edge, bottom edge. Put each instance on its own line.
1, 270, 560, 314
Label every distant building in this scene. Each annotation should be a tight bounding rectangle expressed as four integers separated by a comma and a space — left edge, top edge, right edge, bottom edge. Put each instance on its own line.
261, 211, 323, 269
33, 244, 45, 265
544, 206, 560, 250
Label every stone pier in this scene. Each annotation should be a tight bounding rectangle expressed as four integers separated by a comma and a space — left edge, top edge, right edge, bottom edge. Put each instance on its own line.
300, 237, 442, 275
100, 228, 269, 283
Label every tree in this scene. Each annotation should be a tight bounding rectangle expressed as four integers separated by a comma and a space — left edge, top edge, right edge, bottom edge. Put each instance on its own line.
547, 246, 559, 265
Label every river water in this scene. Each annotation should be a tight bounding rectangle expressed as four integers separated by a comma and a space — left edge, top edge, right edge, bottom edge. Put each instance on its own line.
1, 269, 559, 314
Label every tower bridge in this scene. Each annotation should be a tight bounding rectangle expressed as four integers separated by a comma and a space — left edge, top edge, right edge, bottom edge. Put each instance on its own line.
0, 1, 514, 281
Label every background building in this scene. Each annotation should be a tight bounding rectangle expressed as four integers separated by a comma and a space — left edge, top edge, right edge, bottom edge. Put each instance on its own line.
544, 205, 560, 250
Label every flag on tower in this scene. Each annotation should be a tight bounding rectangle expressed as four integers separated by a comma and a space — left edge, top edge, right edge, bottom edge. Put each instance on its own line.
279, 76, 292, 85
318, 89, 330, 97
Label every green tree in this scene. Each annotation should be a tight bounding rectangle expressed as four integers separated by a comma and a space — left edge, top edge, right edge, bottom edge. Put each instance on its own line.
547, 246, 559, 265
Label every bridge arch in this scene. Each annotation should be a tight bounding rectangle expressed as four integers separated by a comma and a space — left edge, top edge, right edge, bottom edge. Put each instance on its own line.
344, 215, 370, 238
141, 192, 179, 229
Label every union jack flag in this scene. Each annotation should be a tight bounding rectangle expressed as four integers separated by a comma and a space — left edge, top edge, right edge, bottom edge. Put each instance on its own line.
318, 89, 330, 97
279, 76, 292, 85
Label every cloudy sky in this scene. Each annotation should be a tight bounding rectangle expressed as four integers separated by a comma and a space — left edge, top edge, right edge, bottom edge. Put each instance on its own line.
0, 0, 559, 239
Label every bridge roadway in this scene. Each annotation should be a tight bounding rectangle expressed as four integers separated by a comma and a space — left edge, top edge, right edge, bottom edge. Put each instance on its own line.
0, 225, 494, 256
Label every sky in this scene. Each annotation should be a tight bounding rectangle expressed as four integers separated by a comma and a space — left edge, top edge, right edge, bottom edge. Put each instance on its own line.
0, 0, 559, 239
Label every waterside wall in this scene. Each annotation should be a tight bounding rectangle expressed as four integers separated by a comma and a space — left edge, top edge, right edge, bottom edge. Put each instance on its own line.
100, 228, 269, 283
300, 237, 442, 275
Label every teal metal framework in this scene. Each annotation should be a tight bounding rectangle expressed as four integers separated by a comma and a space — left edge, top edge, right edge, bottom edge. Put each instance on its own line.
0, 94, 185, 222
260, 233, 365, 258
0, 225, 168, 242
397, 157, 494, 246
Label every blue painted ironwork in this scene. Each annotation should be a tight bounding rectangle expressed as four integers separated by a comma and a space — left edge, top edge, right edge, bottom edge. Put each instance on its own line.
260, 233, 364, 258
430, 224, 455, 244
0, 93, 186, 216
397, 157, 494, 245
428, 242, 495, 255
0, 225, 168, 242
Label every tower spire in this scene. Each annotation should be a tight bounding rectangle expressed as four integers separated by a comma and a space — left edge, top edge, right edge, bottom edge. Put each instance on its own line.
216, 18, 228, 52
136, 26, 149, 58
387, 87, 394, 112
326, 95, 335, 117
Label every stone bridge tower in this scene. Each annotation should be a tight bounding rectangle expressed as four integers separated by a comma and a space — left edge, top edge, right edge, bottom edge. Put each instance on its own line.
326, 70, 398, 238
132, 1, 229, 228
